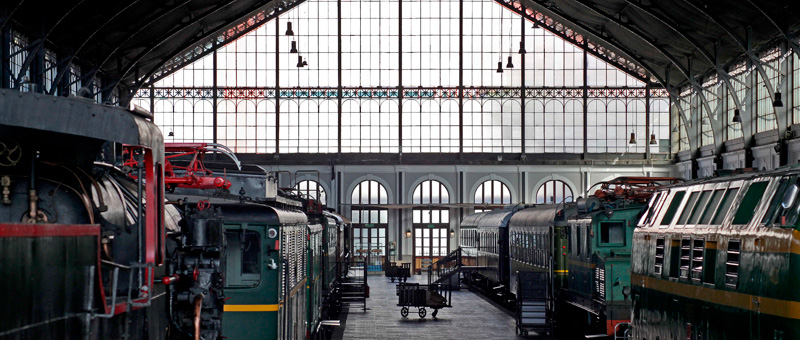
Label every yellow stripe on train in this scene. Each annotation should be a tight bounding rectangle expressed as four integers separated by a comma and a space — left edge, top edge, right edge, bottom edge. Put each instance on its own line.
224, 304, 280, 312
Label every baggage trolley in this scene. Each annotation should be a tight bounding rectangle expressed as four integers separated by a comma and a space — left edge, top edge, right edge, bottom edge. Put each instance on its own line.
396, 282, 452, 319
385, 262, 411, 282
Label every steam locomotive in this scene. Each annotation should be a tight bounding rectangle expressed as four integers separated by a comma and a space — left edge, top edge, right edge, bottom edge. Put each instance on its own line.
0, 89, 347, 340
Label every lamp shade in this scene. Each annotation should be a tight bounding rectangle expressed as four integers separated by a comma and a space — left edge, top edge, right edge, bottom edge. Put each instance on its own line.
732, 108, 742, 123
285, 22, 294, 36
774, 92, 783, 107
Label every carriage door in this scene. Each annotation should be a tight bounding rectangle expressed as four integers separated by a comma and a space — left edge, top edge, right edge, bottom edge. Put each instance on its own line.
223, 224, 278, 339
412, 180, 451, 274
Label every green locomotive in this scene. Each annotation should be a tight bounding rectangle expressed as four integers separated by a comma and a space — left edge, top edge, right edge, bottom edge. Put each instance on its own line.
459, 177, 676, 337
631, 167, 800, 340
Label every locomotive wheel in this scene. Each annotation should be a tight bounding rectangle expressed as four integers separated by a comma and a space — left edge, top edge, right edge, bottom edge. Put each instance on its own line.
401, 307, 409, 318
523, 331, 528, 337
419, 308, 426, 318
432, 309, 439, 318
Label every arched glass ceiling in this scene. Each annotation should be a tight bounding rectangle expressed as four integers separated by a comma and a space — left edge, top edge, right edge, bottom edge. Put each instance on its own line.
133, 0, 669, 155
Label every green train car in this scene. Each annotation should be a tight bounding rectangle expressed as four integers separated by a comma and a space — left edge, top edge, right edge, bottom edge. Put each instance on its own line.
170, 183, 347, 340
508, 204, 574, 295
560, 200, 645, 337
632, 167, 800, 340
458, 177, 674, 337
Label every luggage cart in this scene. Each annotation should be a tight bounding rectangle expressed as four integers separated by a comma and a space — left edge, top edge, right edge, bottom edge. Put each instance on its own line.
396, 282, 452, 319
385, 262, 411, 282
515, 271, 553, 337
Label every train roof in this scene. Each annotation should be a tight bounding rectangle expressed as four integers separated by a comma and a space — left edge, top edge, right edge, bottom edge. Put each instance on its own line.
460, 211, 486, 228
659, 164, 800, 190
170, 194, 308, 225
509, 204, 574, 228
476, 205, 528, 229
324, 211, 351, 225
0, 89, 163, 159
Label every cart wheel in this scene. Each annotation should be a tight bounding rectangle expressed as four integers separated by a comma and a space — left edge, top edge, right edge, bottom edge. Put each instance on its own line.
403, 277, 408, 282
523, 331, 528, 337
419, 308, 426, 318
432, 309, 438, 318
391, 277, 395, 282
401, 307, 408, 318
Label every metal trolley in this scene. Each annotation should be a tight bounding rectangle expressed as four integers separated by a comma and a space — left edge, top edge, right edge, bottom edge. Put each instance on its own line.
396, 283, 452, 318
385, 262, 411, 282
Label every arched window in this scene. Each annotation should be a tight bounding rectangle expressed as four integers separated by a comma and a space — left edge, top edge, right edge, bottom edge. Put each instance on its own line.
536, 180, 574, 204
412, 180, 451, 270
351, 180, 389, 271
295, 180, 326, 205
474, 180, 512, 213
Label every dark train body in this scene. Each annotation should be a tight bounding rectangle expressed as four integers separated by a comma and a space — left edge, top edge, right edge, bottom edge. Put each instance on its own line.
459, 178, 676, 337
0, 89, 348, 340
631, 167, 800, 340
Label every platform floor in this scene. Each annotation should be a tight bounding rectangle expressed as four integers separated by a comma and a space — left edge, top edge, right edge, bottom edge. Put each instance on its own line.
337, 274, 556, 340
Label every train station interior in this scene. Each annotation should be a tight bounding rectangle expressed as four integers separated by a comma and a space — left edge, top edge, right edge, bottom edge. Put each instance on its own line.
2, 1, 800, 339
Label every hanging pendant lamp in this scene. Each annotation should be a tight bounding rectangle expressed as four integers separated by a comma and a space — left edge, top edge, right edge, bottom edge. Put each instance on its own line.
506, 56, 514, 68
496, 61, 504, 73
290, 41, 298, 53
285, 22, 294, 36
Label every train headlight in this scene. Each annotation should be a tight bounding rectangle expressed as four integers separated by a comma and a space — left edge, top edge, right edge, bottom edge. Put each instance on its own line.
268, 228, 278, 239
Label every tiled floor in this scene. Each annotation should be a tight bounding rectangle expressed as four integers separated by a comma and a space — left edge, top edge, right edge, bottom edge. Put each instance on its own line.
339, 274, 556, 340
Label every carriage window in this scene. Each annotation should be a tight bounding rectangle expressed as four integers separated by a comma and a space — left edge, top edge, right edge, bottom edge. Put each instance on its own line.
687, 190, 712, 224
699, 190, 725, 225
585, 226, 591, 256
660, 191, 687, 226
225, 230, 262, 287
677, 192, 700, 225
712, 188, 739, 225
732, 181, 769, 225
761, 178, 789, 226
576, 226, 582, 256
641, 193, 662, 225
599, 221, 625, 246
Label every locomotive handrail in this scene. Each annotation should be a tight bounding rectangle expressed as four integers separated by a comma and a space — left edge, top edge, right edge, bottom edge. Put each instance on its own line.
93, 267, 120, 319
128, 262, 155, 308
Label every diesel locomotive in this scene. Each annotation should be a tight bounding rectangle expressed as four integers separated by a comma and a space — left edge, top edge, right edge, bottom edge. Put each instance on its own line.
459, 177, 678, 337
631, 167, 800, 340
0, 89, 348, 340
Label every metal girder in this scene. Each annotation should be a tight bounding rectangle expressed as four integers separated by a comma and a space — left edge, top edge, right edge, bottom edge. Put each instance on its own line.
11, 39, 41, 89
139, 0, 304, 89
745, 0, 783, 36
47, 1, 148, 95
111, 0, 247, 96
503, 0, 694, 148
623, 0, 714, 66
0, 1, 25, 33
496, 0, 649, 83
676, 0, 746, 51
87, 0, 194, 89
567, 0, 691, 81
501, 0, 657, 83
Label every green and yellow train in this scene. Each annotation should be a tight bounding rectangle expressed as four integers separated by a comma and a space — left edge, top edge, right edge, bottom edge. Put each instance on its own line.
631, 167, 800, 340
170, 185, 348, 340
459, 177, 677, 337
